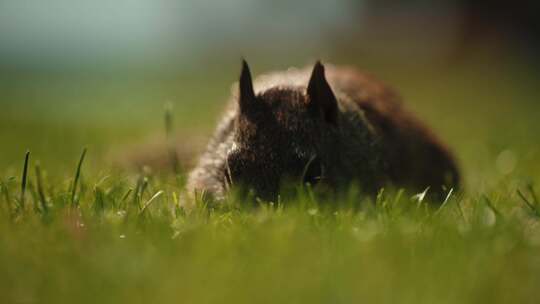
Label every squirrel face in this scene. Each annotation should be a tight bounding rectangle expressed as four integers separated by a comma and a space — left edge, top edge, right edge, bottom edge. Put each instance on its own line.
222, 61, 339, 201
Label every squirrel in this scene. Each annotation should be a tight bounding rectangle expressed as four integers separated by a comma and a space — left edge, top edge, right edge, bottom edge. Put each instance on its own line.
186, 60, 460, 203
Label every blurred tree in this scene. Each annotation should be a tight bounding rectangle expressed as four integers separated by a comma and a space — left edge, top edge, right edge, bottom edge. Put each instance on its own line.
458, 0, 540, 51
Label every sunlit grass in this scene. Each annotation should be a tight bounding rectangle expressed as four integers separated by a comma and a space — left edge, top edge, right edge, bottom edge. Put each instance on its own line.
0, 58, 539, 303
0, 158, 539, 303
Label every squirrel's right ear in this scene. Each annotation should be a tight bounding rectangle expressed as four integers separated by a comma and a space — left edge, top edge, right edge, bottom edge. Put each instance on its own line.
239, 59, 255, 112
307, 61, 338, 125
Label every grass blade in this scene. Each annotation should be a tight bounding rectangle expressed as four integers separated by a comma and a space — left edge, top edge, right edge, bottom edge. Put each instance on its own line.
517, 189, 535, 210
71, 148, 87, 207
165, 103, 180, 176
139, 190, 164, 216
517, 189, 540, 217
1, 181, 12, 215
93, 186, 106, 214
131, 177, 143, 208
122, 188, 133, 202
455, 197, 466, 222
35, 163, 48, 214
435, 188, 454, 215
20, 151, 30, 210
526, 183, 538, 206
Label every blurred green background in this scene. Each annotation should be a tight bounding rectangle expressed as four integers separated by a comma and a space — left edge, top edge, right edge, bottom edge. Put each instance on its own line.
2, 2, 540, 304
1, 0, 539, 189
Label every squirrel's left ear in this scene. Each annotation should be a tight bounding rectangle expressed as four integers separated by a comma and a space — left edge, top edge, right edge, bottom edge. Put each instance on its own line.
307, 61, 338, 125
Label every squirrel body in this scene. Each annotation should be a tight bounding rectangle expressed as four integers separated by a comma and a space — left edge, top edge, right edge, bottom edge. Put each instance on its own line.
187, 61, 459, 203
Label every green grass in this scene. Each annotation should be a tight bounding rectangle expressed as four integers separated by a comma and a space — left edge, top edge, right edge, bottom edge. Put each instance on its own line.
1, 57, 540, 303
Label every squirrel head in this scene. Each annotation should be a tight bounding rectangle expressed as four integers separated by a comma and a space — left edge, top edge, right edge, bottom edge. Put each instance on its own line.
224, 60, 339, 201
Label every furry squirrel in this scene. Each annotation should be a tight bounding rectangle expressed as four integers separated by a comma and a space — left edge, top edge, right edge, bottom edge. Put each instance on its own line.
187, 60, 460, 203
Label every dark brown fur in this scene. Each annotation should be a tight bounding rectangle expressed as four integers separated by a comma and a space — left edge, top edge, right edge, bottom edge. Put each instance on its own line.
187, 61, 459, 203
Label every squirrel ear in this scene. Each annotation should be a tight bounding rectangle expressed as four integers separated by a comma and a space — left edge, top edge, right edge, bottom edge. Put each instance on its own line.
239, 59, 255, 112
307, 61, 338, 125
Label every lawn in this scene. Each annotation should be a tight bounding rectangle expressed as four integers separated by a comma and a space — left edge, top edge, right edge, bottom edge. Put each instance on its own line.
1, 56, 539, 304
